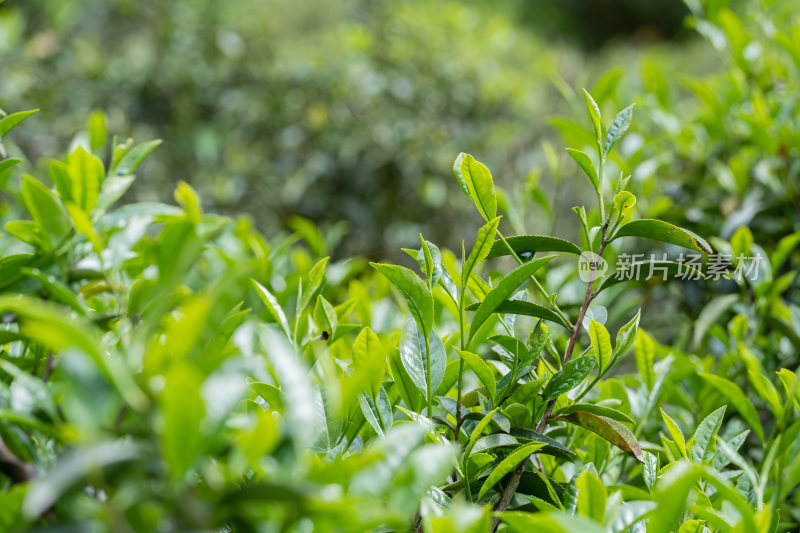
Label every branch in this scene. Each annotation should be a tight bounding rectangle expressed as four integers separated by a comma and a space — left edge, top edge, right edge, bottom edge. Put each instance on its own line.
0, 436, 34, 485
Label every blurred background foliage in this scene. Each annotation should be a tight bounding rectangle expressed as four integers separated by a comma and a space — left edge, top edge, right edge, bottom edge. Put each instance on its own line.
0, 0, 713, 258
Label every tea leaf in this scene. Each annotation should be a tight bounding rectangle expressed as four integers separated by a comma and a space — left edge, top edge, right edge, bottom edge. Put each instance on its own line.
463, 216, 501, 284
556, 411, 644, 462
487, 234, 582, 258
588, 320, 612, 373
454, 348, 496, 402
699, 374, 764, 442
689, 405, 726, 463
478, 442, 545, 500
399, 320, 446, 398
660, 409, 687, 459
0, 109, 38, 137
543, 356, 596, 402
603, 103, 635, 156
614, 219, 712, 253
565, 148, 599, 191
371, 262, 434, 336
453, 153, 497, 222
469, 255, 556, 341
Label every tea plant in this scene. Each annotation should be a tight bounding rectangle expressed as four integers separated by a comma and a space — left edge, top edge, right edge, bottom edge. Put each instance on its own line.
0, 94, 798, 532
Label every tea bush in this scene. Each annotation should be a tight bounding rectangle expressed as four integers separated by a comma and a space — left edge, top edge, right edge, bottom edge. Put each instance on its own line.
1, 75, 799, 533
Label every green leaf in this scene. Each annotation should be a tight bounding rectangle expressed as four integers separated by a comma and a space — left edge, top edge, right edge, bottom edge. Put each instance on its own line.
556, 403, 634, 425
466, 299, 567, 328
660, 408, 687, 459
642, 450, 659, 491
634, 330, 656, 391
352, 327, 386, 397
692, 294, 738, 349
555, 411, 644, 462
469, 255, 556, 341
96, 175, 136, 212
4, 220, 46, 249
161, 363, 206, 480
298, 256, 329, 314
359, 389, 393, 437
505, 429, 573, 461
689, 405, 726, 462
21, 268, 86, 315
603, 103, 635, 156
583, 89, 602, 143
313, 295, 337, 339
543, 356, 596, 402
777, 369, 800, 412
487, 234, 582, 258
565, 148, 599, 191
453, 153, 497, 222
454, 348, 496, 403
588, 320, 612, 373
612, 191, 636, 210
0, 109, 38, 137
575, 469, 607, 522
464, 408, 498, 458
0, 158, 22, 175
614, 309, 640, 357
499, 511, 606, 533
699, 374, 764, 442
613, 219, 712, 253
22, 175, 72, 249
65, 203, 102, 252
251, 382, 283, 408
66, 146, 105, 212
87, 110, 107, 153
462, 216, 501, 285
251, 279, 292, 341
399, 320, 446, 398
371, 263, 434, 336
111, 139, 162, 177
478, 442, 545, 500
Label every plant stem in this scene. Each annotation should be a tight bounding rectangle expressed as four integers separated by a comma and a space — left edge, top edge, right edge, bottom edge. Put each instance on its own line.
491, 224, 608, 533
425, 335, 433, 418
455, 289, 467, 440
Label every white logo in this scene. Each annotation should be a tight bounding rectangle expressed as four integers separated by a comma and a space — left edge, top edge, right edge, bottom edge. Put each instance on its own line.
578, 252, 608, 282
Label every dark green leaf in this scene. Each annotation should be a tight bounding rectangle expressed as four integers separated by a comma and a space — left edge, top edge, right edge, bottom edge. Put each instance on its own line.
467, 299, 567, 328
603, 103, 635, 156
487, 235, 582, 258
469, 255, 556, 341
555, 403, 634, 425
613, 219, 712, 253
478, 442, 544, 500
543, 356, 596, 402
